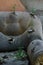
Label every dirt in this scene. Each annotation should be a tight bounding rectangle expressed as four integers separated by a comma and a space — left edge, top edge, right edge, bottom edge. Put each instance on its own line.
0, 0, 25, 11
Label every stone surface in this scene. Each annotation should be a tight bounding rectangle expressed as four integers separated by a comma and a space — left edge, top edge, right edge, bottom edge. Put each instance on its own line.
0, 51, 29, 65
20, 0, 43, 12
39, 16, 43, 30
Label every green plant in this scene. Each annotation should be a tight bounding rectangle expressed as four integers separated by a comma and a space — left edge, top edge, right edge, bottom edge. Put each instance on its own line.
14, 48, 27, 59
16, 51, 26, 59
12, 4, 16, 12
30, 8, 36, 14
0, 57, 4, 64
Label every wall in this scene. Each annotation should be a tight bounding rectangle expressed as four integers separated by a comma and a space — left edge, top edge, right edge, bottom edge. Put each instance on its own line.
0, 0, 25, 11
